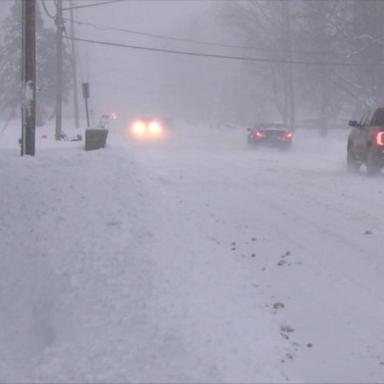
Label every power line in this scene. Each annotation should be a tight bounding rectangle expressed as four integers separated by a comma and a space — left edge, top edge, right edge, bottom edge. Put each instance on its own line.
40, 0, 56, 19
0, 118, 11, 138
65, 18, 329, 56
65, 35, 379, 67
62, 0, 128, 11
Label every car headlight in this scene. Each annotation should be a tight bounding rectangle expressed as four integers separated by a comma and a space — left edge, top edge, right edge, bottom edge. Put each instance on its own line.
148, 121, 162, 135
132, 120, 146, 136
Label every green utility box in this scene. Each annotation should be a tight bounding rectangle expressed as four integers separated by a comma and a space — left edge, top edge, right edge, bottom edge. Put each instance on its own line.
85, 128, 109, 151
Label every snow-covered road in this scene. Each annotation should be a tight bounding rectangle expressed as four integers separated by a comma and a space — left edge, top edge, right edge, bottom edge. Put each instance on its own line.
125, 127, 384, 382
1, 124, 384, 382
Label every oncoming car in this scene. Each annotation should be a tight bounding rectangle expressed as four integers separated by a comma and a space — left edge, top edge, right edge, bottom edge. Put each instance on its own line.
247, 122, 293, 150
129, 118, 165, 141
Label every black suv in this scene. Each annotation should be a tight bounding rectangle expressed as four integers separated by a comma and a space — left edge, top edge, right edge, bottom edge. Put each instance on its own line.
347, 108, 384, 175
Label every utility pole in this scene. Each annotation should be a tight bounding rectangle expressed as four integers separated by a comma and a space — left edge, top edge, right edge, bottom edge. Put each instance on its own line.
21, 0, 36, 156
55, 0, 64, 140
317, 1, 329, 137
282, 0, 295, 130
69, 0, 80, 129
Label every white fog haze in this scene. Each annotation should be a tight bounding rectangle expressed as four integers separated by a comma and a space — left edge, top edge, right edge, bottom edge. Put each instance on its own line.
1, 0, 384, 382
65, 1, 236, 124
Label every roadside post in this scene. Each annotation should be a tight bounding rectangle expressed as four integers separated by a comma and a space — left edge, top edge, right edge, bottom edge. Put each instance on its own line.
82, 82, 90, 128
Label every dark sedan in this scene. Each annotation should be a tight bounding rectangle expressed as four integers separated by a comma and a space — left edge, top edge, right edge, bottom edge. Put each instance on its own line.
247, 122, 293, 150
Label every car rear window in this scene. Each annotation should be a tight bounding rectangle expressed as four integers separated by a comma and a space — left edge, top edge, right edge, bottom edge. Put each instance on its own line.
372, 110, 384, 126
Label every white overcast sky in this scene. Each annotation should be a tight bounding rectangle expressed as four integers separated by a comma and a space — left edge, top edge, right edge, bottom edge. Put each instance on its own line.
1, 0, 244, 124
68, 0, 228, 122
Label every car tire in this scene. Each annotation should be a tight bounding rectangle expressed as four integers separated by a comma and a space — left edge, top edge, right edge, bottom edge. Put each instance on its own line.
347, 147, 360, 172
366, 148, 380, 176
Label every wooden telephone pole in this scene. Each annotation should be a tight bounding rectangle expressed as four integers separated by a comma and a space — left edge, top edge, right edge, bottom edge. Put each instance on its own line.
282, 0, 295, 130
69, 0, 80, 129
55, 0, 64, 140
21, 0, 36, 156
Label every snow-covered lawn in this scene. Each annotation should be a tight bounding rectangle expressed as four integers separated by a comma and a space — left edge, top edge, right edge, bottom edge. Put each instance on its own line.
1, 122, 384, 382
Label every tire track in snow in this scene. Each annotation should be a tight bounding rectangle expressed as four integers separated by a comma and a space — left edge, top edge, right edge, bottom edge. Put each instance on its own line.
130, 138, 384, 382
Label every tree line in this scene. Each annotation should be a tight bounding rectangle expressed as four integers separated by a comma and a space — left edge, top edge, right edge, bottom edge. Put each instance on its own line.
223, 0, 384, 134
0, 0, 71, 126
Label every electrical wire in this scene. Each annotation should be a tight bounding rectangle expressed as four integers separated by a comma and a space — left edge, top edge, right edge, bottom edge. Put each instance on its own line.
65, 35, 379, 67
40, 0, 56, 19
65, 18, 330, 56
0, 118, 11, 138
62, 0, 129, 11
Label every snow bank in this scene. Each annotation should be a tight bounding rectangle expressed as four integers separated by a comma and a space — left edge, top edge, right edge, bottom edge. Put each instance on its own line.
0, 123, 282, 382
2, 120, 384, 382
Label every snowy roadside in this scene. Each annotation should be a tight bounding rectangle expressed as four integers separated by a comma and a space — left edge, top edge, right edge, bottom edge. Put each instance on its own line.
0, 125, 283, 382
2, 121, 384, 382
0, 145, 154, 381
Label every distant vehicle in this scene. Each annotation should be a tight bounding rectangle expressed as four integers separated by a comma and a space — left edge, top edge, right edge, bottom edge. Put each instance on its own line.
347, 108, 384, 175
128, 118, 165, 141
247, 122, 293, 150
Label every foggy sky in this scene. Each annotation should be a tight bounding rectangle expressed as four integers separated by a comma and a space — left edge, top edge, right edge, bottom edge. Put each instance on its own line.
0, 0, 256, 126
68, 0, 230, 124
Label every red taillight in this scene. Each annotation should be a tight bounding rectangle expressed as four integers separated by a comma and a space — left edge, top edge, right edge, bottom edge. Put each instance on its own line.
375, 131, 384, 146
255, 131, 265, 138
283, 131, 293, 140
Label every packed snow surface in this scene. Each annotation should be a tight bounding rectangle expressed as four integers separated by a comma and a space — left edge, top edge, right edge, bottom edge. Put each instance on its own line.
1, 121, 384, 382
